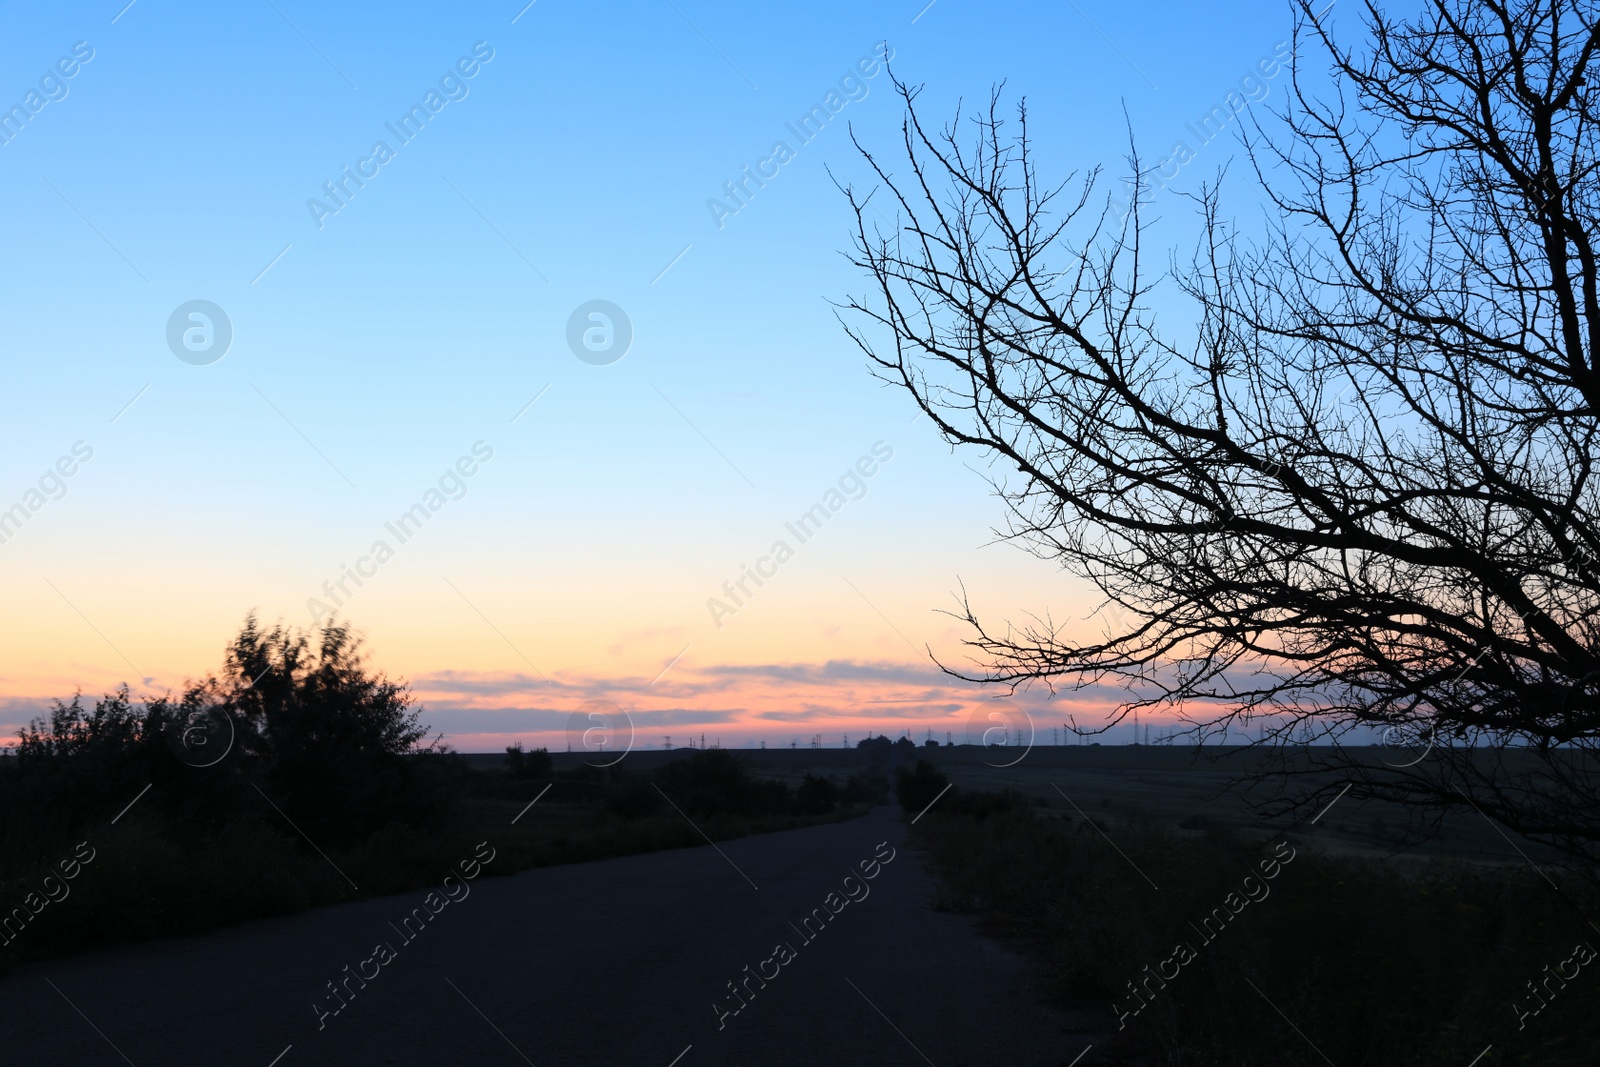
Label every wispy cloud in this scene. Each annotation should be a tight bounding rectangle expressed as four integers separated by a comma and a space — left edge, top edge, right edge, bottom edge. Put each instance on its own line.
404, 656, 1121, 750
0, 654, 1164, 753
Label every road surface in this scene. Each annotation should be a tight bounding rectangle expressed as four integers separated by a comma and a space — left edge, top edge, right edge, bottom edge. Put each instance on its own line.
0, 806, 1105, 1066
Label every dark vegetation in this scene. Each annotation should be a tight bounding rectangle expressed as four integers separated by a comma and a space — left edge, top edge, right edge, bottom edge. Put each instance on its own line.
909, 784, 1600, 1066
895, 759, 1035, 821
0, 617, 871, 975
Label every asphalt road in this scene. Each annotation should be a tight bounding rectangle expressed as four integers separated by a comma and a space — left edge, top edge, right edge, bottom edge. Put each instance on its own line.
0, 806, 1102, 1066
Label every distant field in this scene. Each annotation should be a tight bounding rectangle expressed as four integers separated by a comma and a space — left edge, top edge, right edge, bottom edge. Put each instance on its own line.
461, 744, 1565, 865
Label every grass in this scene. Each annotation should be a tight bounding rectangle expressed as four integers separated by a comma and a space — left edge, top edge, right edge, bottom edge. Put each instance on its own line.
909, 800, 1600, 1066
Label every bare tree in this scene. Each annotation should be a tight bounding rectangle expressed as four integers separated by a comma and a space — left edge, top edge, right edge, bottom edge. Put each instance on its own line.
842, 0, 1600, 869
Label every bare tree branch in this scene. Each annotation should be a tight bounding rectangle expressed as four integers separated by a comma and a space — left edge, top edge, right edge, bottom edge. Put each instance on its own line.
841, 0, 1600, 871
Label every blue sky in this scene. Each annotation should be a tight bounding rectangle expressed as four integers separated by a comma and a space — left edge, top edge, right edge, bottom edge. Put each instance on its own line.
0, 0, 1315, 749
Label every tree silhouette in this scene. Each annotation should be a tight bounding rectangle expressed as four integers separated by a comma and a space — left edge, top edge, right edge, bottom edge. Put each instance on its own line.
215, 614, 438, 841
843, 0, 1600, 868
8, 615, 441, 845
504, 742, 554, 780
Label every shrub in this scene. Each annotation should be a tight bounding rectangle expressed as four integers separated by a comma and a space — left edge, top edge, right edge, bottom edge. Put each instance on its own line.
604, 779, 665, 819
944, 786, 1030, 820
912, 804, 1600, 1066
794, 774, 838, 815
654, 750, 791, 818
11, 689, 158, 822
504, 743, 554, 780
6, 615, 445, 850
894, 759, 949, 813
216, 616, 443, 843
839, 771, 890, 805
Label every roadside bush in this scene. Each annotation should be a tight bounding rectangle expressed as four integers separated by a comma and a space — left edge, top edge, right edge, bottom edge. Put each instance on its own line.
7, 690, 161, 830
893, 759, 949, 813
605, 779, 666, 819
794, 774, 838, 815
3, 615, 446, 855
839, 771, 890, 805
504, 743, 554, 780
912, 803, 1600, 1066
220, 617, 443, 843
654, 749, 792, 818
945, 787, 1030, 820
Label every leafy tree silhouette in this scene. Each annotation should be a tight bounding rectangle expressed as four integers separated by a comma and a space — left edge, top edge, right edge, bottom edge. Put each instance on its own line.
9, 614, 441, 846
504, 742, 554, 780
215, 614, 440, 843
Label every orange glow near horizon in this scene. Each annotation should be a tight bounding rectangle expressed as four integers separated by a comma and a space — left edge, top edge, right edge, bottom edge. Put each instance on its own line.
0, 558, 1168, 751
0, 643, 1196, 754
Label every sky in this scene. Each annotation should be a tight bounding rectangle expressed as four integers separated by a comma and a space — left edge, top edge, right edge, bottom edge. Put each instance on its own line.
0, 0, 1319, 753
